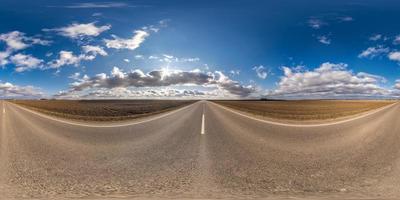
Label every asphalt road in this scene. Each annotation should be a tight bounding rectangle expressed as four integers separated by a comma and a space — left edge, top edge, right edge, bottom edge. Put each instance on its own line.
1, 100, 400, 199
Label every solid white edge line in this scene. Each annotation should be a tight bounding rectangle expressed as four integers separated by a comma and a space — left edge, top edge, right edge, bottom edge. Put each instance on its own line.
6, 101, 198, 128
201, 114, 205, 134
210, 101, 399, 127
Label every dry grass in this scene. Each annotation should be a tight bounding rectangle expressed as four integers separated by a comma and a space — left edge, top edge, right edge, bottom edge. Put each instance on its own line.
11, 100, 196, 121
213, 100, 397, 121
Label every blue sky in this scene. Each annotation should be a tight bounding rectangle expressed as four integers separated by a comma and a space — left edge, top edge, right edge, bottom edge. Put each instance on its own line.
1, 0, 400, 99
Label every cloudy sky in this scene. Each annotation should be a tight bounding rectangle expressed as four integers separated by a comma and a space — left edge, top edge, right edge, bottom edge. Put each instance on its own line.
1, 0, 400, 99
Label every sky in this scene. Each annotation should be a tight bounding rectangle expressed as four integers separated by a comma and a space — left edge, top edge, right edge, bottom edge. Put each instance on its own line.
1, 0, 400, 99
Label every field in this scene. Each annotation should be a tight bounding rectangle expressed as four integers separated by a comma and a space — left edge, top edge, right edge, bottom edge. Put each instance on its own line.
11, 100, 196, 121
213, 100, 397, 121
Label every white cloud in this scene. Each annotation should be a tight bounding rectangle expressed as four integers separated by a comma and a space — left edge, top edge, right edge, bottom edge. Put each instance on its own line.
395, 80, 400, 90
148, 55, 159, 60
123, 59, 130, 63
30, 38, 51, 46
104, 20, 167, 51
82, 45, 108, 56
0, 31, 28, 50
160, 54, 199, 63
317, 35, 331, 45
10, 53, 44, 72
48, 46, 107, 69
394, 35, 400, 45
0, 31, 50, 51
142, 19, 169, 33
358, 46, 389, 59
0, 51, 11, 66
308, 18, 326, 29
252, 65, 268, 79
307, 15, 352, 29
338, 16, 353, 22
48, 51, 84, 69
68, 72, 81, 80
388, 51, 400, 62
229, 70, 240, 76
134, 55, 144, 59
0, 31, 49, 68
43, 22, 111, 39
104, 30, 149, 50
0, 81, 43, 98
369, 34, 382, 41
63, 2, 129, 8
179, 57, 200, 62
267, 62, 388, 99
147, 54, 200, 63
92, 13, 102, 17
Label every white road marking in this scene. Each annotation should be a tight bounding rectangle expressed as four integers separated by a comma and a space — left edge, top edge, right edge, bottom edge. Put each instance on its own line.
8, 101, 198, 128
211, 101, 399, 127
201, 114, 205, 134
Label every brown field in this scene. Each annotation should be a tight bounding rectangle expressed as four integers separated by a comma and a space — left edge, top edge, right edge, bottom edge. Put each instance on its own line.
11, 99, 196, 121
213, 100, 397, 121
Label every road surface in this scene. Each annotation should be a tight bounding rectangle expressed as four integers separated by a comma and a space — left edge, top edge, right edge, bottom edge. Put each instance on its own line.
1, 100, 400, 199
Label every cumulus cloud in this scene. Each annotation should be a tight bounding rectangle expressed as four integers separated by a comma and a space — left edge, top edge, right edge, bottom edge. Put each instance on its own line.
10, 53, 44, 72
105, 30, 149, 50
43, 22, 111, 39
0, 31, 50, 51
0, 31, 50, 68
388, 51, 400, 62
48, 45, 108, 69
0, 31, 50, 67
0, 81, 43, 98
82, 45, 108, 56
395, 80, 400, 90
213, 71, 255, 96
0, 51, 10, 66
48, 51, 83, 68
68, 72, 81, 80
56, 67, 255, 98
0, 31, 29, 50
317, 35, 331, 45
48, 50, 95, 69
358, 46, 390, 59
252, 65, 268, 79
267, 62, 388, 99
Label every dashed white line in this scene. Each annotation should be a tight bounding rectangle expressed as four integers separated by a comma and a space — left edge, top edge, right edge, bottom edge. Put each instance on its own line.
201, 113, 205, 134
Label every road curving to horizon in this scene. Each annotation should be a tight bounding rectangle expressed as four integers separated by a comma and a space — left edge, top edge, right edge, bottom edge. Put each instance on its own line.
1, 100, 400, 199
